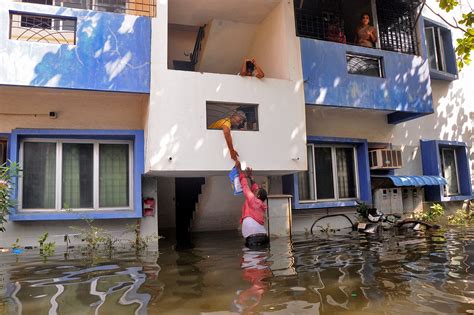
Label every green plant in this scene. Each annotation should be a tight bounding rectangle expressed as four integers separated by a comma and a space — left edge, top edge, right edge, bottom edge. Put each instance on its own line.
416, 203, 445, 223
355, 201, 370, 220
448, 208, 474, 225
38, 232, 56, 257
0, 162, 20, 232
71, 219, 112, 254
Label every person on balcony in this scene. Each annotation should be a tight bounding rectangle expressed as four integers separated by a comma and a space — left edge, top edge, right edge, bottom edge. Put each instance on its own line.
239, 57, 265, 78
208, 111, 247, 162
355, 13, 377, 48
236, 162, 269, 249
326, 18, 346, 44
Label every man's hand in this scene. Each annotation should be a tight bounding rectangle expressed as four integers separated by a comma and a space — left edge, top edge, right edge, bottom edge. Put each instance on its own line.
245, 167, 253, 178
235, 160, 241, 171
230, 149, 239, 161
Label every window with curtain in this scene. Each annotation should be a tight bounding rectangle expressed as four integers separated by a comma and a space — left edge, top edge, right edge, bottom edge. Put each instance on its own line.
298, 144, 358, 202
441, 148, 459, 196
20, 139, 132, 211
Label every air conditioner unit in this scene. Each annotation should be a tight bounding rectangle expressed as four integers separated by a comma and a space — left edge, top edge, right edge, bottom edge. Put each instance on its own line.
369, 149, 403, 169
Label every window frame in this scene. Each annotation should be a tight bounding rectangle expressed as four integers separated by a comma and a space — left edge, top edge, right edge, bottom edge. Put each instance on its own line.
299, 144, 360, 203
440, 147, 460, 196
18, 138, 134, 212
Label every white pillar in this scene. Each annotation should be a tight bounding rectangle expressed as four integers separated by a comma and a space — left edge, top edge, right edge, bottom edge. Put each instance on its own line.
266, 195, 292, 237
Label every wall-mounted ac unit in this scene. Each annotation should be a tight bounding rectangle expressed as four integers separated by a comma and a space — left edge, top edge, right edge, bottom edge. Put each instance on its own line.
369, 149, 403, 169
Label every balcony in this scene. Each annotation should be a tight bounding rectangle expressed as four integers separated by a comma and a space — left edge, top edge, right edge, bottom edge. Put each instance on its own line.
0, 1, 151, 93
295, 0, 434, 124
13, 0, 156, 17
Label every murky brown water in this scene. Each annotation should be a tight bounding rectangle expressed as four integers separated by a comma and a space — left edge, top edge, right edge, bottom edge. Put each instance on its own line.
1, 227, 473, 314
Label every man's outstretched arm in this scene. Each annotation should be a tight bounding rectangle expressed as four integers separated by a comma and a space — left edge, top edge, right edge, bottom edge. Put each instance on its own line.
222, 125, 239, 161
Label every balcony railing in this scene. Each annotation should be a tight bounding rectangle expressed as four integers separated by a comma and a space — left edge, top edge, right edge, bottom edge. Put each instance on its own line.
17, 0, 156, 17
295, 0, 419, 55
10, 12, 77, 44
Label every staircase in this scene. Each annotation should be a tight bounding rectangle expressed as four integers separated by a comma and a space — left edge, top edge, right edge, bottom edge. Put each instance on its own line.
175, 177, 205, 248
172, 25, 206, 72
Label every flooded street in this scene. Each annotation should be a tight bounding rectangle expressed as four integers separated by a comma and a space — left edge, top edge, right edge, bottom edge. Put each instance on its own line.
1, 227, 473, 314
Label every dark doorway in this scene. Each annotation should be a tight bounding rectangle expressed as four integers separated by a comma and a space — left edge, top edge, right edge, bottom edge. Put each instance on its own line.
175, 177, 205, 249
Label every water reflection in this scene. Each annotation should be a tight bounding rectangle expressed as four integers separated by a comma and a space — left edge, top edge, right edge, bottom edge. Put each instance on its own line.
0, 227, 473, 314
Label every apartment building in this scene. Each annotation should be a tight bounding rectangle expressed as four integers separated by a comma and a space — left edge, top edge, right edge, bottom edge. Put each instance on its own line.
0, 0, 472, 246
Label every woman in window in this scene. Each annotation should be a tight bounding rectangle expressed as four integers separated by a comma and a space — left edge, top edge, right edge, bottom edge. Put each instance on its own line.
355, 13, 377, 48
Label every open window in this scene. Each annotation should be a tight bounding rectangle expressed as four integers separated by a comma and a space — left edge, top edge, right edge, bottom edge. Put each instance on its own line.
424, 19, 458, 80
294, 0, 420, 55
206, 102, 259, 131
167, 0, 290, 79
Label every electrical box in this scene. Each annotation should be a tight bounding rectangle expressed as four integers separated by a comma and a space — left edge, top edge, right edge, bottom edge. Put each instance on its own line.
390, 188, 403, 214
373, 188, 391, 213
402, 188, 424, 213
369, 149, 403, 169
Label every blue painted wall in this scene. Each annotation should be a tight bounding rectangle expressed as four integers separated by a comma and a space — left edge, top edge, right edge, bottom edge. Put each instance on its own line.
0, 2, 150, 93
8, 129, 144, 221
300, 38, 434, 120
420, 140, 472, 202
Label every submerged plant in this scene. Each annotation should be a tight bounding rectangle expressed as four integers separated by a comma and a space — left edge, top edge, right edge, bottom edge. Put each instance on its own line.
0, 162, 20, 232
38, 232, 56, 257
448, 208, 474, 225
415, 203, 445, 223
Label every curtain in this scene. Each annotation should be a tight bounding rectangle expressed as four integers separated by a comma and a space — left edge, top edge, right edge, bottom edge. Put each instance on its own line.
442, 149, 459, 195
23, 142, 56, 209
62, 143, 93, 208
99, 144, 129, 207
336, 148, 356, 199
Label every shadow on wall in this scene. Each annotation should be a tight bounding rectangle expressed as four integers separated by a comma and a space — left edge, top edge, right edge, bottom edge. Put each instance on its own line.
302, 40, 433, 115
29, 9, 150, 92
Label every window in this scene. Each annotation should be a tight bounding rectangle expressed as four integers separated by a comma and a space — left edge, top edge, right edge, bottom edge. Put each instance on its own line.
440, 148, 459, 196
10, 12, 77, 44
298, 144, 358, 202
19, 139, 132, 211
424, 19, 458, 79
207, 101, 259, 131
425, 26, 446, 72
347, 53, 384, 77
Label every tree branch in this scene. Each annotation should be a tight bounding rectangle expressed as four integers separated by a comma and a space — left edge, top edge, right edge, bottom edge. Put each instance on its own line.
425, 2, 468, 34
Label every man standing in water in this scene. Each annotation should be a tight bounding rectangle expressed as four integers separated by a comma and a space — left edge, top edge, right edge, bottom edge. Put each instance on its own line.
236, 162, 269, 248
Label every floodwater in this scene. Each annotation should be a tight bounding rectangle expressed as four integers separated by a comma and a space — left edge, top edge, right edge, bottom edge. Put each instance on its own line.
1, 227, 473, 315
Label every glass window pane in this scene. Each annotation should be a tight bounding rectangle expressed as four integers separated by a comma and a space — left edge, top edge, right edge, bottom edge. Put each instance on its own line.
336, 148, 357, 199
298, 146, 315, 201
425, 27, 439, 70
99, 144, 129, 207
442, 149, 459, 195
22, 142, 56, 209
315, 147, 335, 199
62, 143, 93, 209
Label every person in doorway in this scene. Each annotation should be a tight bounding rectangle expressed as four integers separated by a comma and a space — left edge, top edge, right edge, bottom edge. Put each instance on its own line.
208, 111, 246, 162
236, 161, 269, 248
355, 13, 377, 48
239, 57, 265, 78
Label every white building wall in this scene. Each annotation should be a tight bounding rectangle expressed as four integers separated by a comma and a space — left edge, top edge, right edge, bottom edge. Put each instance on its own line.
146, 0, 307, 176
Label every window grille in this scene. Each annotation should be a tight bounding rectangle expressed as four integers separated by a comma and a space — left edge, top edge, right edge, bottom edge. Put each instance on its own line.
10, 12, 77, 45
20, 0, 156, 17
375, 0, 418, 55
